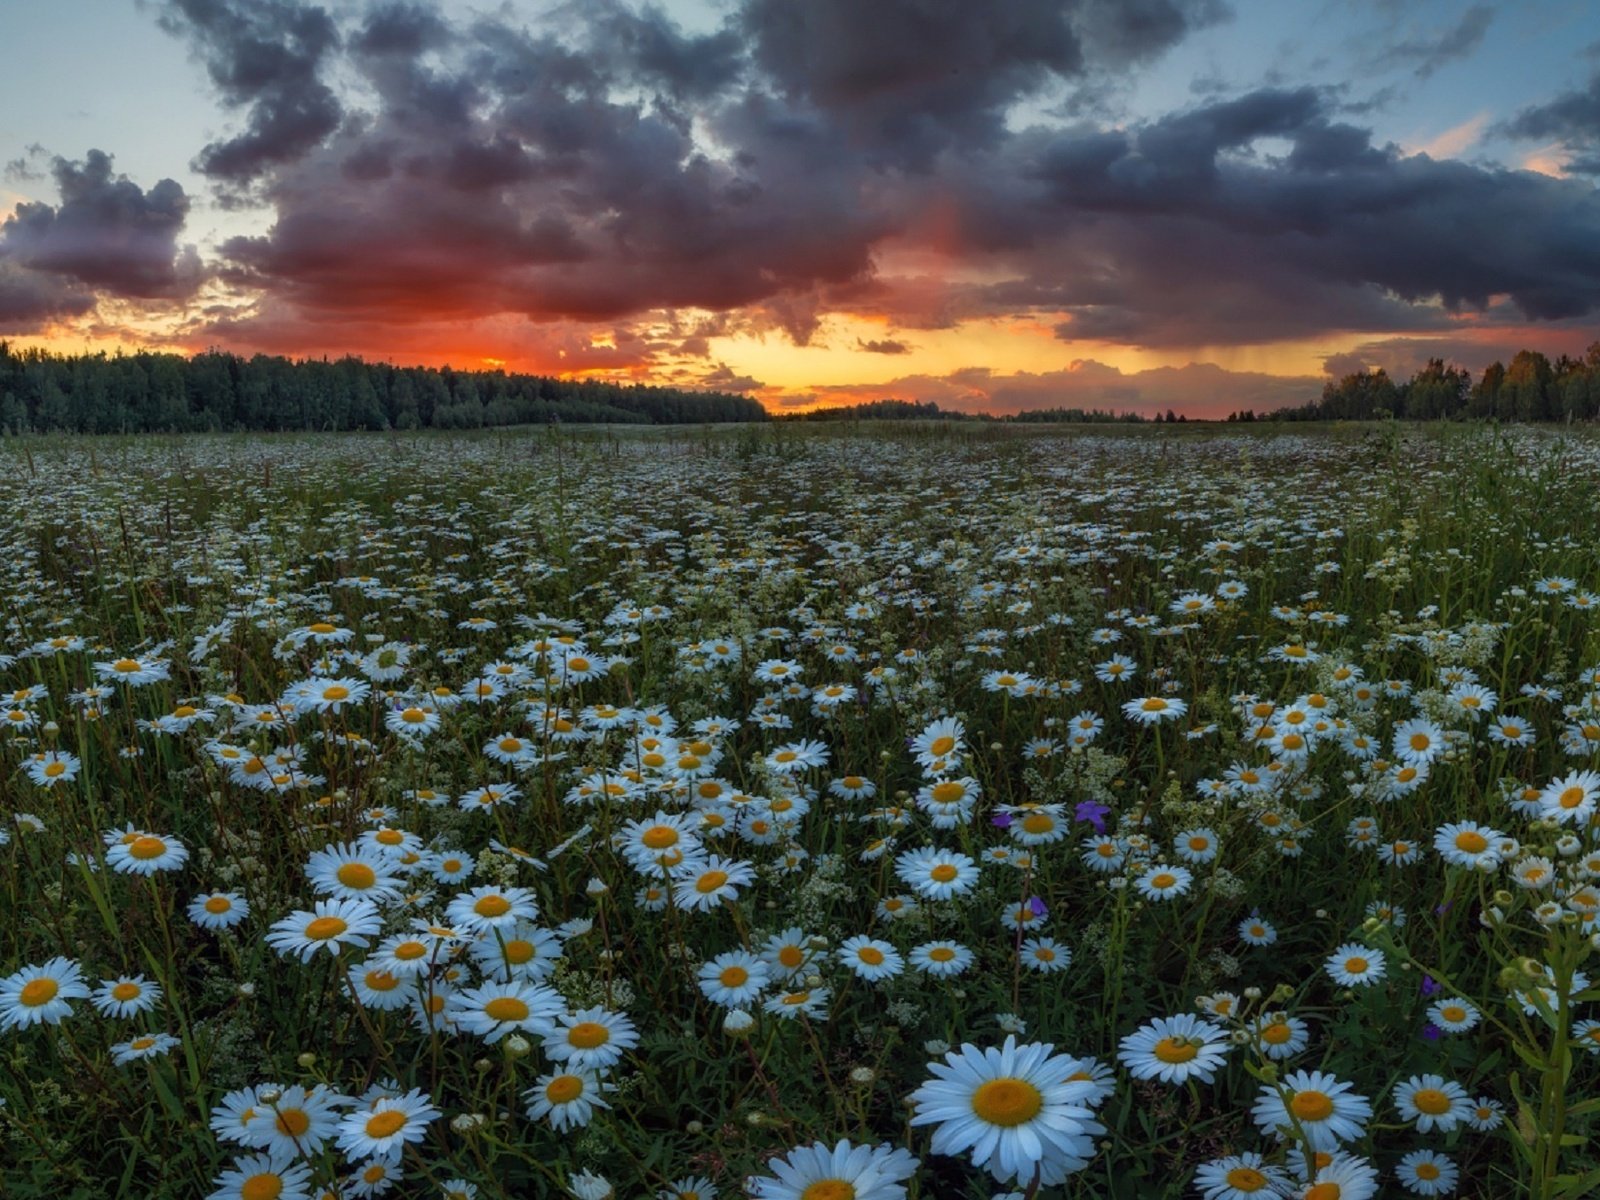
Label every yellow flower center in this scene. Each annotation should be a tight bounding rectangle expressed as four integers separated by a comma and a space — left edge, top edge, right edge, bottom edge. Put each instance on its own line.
19, 978, 59, 1007
1142, 698, 1168, 711
800, 1183, 855, 1200
1412, 1088, 1451, 1115
275, 1108, 310, 1137
240, 1173, 284, 1200
1021, 813, 1054, 835
1303, 1184, 1340, 1200
204, 896, 233, 914
111, 982, 141, 1002
695, 870, 729, 894
322, 686, 349, 702
930, 782, 965, 805
113, 658, 141, 673
929, 947, 956, 962
1149, 872, 1177, 889
484, 997, 530, 1022
640, 825, 678, 850
856, 946, 885, 966
1344, 957, 1368, 974
545, 1074, 584, 1104
970, 1077, 1044, 1127
1153, 1037, 1198, 1063
1291, 1090, 1334, 1122
1410, 732, 1431, 751
365, 1109, 407, 1138
364, 970, 399, 992
1225, 1168, 1269, 1192
1415, 1163, 1441, 1181
1441, 1005, 1467, 1023
309, 623, 337, 634
474, 895, 512, 918
129, 836, 168, 860
778, 946, 804, 969
1561, 787, 1586, 809
1454, 831, 1488, 853
337, 863, 377, 889
930, 864, 959, 883
1262, 1023, 1292, 1045
567, 1021, 610, 1049
44, 762, 65, 777
719, 966, 749, 987
929, 735, 956, 756
305, 917, 348, 941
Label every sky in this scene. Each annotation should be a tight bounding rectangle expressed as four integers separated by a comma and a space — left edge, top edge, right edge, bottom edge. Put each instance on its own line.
2, 0, 1599, 417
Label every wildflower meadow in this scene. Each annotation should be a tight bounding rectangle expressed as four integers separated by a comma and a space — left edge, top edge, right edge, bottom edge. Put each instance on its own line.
3, 421, 1600, 1200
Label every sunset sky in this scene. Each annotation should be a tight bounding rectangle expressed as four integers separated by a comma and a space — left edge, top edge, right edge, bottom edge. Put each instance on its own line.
3, 0, 1599, 416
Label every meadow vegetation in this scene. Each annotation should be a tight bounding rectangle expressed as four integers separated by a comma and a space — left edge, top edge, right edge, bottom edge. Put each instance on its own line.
2, 422, 1599, 1200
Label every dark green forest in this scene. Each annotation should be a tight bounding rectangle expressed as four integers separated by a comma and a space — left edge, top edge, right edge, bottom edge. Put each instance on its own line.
0, 343, 767, 433
1265, 345, 1600, 423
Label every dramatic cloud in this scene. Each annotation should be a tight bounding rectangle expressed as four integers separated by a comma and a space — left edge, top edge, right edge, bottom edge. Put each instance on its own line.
918, 86, 1600, 344
158, 0, 344, 183
0, 149, 202, 330
1500, 69, 1600, 175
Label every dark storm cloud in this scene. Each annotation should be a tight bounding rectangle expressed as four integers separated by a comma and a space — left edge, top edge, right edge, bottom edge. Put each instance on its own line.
739, 0, 1223, 169
1371, 4, 1494, 80
117, 0, 1600, 356
0, 150, 202, 300
910, 86, 1600, 344
158, 0, 344, 182
0, 263, 95, 333
590, 3, 745, 100
1500, 69, 1600, 175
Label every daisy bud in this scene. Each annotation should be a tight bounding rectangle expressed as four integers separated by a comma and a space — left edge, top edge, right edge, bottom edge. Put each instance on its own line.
924, 1039, 951, 1056
1244, 986, 1263, 1000
296, 1052, 316, 1068
475, 1058, 493, 1073
746, 1110, 765, 1127
1314, 908, 1328, 918
237, 982, 256, 997
42, 721, 59, 735
586, 878, 608, 896
451, 1113, 486, 1133
724, 1009, 754, 1037
504, 1035, 532, 1058
1494, 890, 1513, 906
1481, 907, 1505, 928
1519, 957, 1546, 978
805, 973, 824, 988
1270, 983, 1294, 1003
849, 1067, 876, 1085
258, 1087, 282, 1104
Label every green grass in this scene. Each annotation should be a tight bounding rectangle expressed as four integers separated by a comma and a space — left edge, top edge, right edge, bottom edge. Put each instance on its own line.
0, 424, 1598, 1199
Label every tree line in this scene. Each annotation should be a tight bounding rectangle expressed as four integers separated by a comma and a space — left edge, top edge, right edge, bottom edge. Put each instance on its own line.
1268, 345, 1600, 423
0, 344, 768, 433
